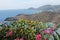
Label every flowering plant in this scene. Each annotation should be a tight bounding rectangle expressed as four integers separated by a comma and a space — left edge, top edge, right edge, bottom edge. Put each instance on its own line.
0, 19, 60, 40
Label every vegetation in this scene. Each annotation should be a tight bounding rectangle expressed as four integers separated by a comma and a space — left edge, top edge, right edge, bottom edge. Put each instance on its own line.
0, 19, 60, 40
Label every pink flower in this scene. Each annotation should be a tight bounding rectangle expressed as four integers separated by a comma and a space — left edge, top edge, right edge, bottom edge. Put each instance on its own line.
49, 27, 53, 31
20, 37, 24, 40
9, 30, 13, 37
43, 30, 48, 34
49, 27, 53, 35
36, 34, 41, 40
14, 38, 19, 40
6, 32, 9, 37
44, 38, 47, 40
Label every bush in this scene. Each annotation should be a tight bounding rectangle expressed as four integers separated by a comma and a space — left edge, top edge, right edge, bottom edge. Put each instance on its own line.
0, 19, 60, 40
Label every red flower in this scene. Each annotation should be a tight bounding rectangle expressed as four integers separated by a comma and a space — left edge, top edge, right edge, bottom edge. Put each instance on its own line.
14, 38, 19, 40
36, 34, 41, 40
49, 27, 53, 35
44, 38, 47, 40
9, 30, 13, 37
43, 30, 48, 34
6, 32, 9, 37
20, 37, 24, 40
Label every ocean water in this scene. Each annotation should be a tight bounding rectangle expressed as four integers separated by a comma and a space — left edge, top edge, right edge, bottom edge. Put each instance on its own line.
0, 9, 40, 21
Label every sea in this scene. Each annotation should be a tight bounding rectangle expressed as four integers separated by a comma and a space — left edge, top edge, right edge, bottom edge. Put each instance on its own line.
0, 9, 40, 21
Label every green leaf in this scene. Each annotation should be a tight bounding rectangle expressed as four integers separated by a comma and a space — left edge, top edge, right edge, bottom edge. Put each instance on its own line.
53, 31, 60, 40
49, 35, 54, 40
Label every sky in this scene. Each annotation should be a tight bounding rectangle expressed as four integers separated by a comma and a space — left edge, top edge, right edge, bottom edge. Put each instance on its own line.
0, 0, 60, 10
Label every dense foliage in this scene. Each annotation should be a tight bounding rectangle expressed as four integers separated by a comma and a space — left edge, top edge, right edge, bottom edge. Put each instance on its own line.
0, 19, 60, 40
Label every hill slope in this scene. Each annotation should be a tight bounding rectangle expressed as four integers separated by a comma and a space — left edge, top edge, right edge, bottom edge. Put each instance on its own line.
5, 12, 60, 25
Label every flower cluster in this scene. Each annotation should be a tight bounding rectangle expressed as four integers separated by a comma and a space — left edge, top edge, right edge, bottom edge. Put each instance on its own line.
0, 19, 55, 40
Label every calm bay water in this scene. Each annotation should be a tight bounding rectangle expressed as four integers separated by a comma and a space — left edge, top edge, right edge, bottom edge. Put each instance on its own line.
0, 9, 40, 21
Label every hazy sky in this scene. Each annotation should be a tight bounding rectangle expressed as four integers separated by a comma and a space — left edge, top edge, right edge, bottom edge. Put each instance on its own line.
0, 0, 60, 10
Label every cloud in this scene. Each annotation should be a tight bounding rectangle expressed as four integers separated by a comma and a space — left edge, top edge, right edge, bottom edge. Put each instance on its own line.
0, 0, 60, 10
